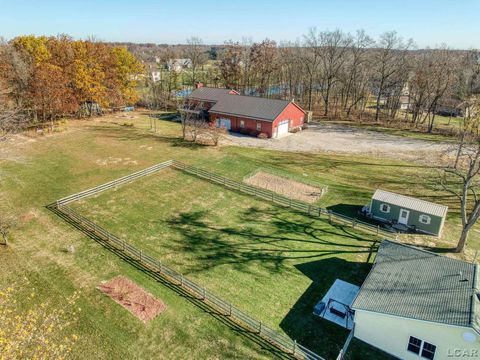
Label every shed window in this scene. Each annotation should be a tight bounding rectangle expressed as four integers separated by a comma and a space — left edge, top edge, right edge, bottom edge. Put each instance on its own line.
380, 204, 390, 213
240, 120, 245, 128
421, 342, 436, 360
419, 214, 431, 225
407, 336, 422, 354
256, 122, 261, 131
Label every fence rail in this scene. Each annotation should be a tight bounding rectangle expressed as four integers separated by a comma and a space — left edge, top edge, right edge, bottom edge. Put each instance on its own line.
171, 160, 396, 240
50, 159, 397, 359
55, 160, 173, 206
56, 204, 324, 360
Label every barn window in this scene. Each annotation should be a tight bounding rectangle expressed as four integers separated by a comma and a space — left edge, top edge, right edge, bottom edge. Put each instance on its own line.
419, 214, 431, 225
240, 120, 245, 128
256, 122, 261, 131
407, 336, 422, 354
421, 342, 436, 359
380, 204, 390, 213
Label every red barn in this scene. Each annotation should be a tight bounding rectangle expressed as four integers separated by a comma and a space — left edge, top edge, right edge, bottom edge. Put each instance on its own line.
186, 86, 305, 138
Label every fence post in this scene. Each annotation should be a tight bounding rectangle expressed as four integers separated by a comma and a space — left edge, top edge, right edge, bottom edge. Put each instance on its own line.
180, 275, 184, 287
328, 211, 332, 224
157, 260, 162, 273
352, 219, 356, 228
292, 340, 297, 356
319, 208, 321, 217
140, 250, 143, 262
258, 321, 262, 334
122, 240, 126, 252
377, 225, 379, 235
202, 288, 206, 300
229, 304, 232, 316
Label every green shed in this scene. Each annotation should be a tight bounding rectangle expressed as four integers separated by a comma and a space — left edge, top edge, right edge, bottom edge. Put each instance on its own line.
369, 189, 448, 236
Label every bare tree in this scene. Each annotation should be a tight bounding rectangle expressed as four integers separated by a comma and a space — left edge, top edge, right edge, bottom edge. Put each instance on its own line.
0, 214, 15, 246
440, 97, 480, 252
317, 30, 353, 116
184, 37, 207, 87
300, 28, 322, 111
372, 32, 413, 121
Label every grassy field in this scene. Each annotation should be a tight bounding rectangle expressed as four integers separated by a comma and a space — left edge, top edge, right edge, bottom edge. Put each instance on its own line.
0, 111, 477, 359
69, 167, 381, 358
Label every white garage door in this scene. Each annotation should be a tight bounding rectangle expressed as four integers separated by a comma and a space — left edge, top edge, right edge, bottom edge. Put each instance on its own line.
277, 120, 289, 137
216, 118, 231, 130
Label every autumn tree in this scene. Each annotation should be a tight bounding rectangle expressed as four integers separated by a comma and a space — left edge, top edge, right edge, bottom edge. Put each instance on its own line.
219, 42, 243, 89
250, 39, 279, 96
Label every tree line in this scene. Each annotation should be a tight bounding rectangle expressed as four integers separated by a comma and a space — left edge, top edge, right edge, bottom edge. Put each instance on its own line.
143, 30, 480, 134
0, 35, 143, 136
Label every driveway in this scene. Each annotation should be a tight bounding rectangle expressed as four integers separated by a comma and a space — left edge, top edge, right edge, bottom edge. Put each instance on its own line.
222, 123, 453, 163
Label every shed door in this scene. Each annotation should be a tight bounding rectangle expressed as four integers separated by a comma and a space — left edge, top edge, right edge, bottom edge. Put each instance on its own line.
216, 118, 231, 130
277, 120, 289, 137
398, 209, 410, 225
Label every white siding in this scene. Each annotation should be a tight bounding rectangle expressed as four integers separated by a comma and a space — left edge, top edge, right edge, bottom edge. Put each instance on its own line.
354, 310, 480, 359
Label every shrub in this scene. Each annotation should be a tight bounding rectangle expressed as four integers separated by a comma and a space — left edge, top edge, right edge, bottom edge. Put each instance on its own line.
301, 123, 308, 130
257, 132, 268, 139
249, 130, 260, 137
290, 127, 301, 133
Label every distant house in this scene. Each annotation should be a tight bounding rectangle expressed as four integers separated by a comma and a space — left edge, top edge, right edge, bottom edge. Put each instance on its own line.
352, 240, 480, 360
167, 58, 192, 72
367, 189, 448, 236
184, 85, 305, 138
151, 71, 161, 83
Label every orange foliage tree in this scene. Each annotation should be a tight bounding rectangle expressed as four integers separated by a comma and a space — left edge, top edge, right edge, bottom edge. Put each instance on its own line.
4, 35, 144, 122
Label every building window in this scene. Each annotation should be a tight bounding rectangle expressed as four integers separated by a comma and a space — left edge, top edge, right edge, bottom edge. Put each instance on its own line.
256, 122, 261, 131
380, 204, 390, 213
407, 336, 436, 359
240, 120, 245, 128
407, 336, 422, 355
421, 342, 436, 360
419, 214, 431, 225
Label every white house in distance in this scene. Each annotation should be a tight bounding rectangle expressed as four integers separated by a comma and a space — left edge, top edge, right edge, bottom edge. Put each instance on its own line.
151, 71, 161, 83
352, 240, 480, 359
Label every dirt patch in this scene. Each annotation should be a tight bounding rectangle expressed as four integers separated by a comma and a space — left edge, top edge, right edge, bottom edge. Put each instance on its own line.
98, 276, 166, 323
244, 171, 324, 203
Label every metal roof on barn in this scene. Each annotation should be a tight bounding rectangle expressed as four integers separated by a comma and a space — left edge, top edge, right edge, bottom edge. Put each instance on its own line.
187, 87, 236, 103
187, 87, 303, 122
209, 95, 293, 121
372, 189, 448, 218
352, 240, 480, 333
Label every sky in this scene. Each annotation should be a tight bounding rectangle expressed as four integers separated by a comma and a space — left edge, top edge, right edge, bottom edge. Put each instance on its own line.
1, 0, 479, 49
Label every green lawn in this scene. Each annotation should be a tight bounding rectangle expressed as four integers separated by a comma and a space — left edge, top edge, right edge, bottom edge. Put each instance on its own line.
0, 112, 476, 360
69, 167, 381, 358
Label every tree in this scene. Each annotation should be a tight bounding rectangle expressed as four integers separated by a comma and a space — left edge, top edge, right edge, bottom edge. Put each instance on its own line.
184, 37, 207, 87
372, 32, 413, 121
317, 30, 352, 116
0, 214, 14, 246
300, 28, 322, 111
440, 97, 480, 252
249, 39, 278, 96
218, 42, 243, 89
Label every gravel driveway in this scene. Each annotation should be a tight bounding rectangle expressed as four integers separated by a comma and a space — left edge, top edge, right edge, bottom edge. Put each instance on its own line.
222, 123, 452, 163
